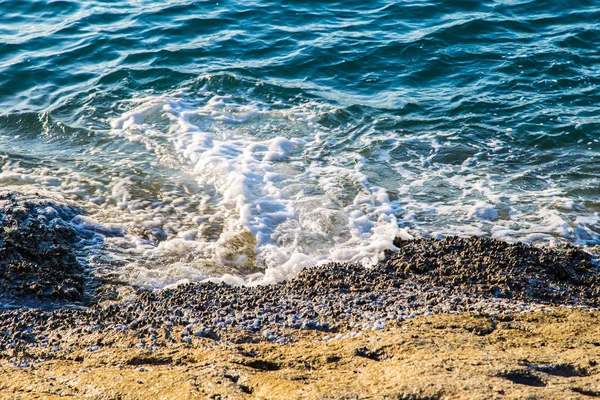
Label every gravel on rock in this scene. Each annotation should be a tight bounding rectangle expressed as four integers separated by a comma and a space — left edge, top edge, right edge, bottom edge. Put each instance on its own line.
0, 192, 97, 307
0, 234, 598, 353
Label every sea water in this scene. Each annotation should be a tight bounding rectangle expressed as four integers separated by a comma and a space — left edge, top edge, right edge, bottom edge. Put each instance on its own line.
1, 0, 599, 289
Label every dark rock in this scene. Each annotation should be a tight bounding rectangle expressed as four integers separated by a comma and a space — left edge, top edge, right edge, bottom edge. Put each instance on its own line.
0, 235, 599, 352
530, 363, 589, 377
0, 193, 96, 306
386, 236, 600, 306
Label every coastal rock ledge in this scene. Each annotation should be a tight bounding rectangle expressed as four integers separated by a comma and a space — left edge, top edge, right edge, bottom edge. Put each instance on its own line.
0, 192, 97, 307
1, 192, 600, 398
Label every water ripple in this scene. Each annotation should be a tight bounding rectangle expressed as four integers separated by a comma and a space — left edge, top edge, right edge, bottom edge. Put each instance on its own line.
0, 0, 599, 286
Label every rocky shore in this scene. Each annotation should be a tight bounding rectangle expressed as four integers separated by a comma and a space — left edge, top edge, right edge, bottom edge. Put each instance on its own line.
1, 192, 600, 398
1, 310, 600, 399
1, 235, 598, 351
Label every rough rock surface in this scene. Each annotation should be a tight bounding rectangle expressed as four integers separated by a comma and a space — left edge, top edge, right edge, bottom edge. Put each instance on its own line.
1, 310, 599, 400
387, 236, 600, 304
0, 192, 94, 306
0, 236, 598, 352
1, 194, 600, 398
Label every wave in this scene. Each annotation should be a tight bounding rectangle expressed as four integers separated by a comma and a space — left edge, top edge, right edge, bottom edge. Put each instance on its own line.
1, 1, 599, 291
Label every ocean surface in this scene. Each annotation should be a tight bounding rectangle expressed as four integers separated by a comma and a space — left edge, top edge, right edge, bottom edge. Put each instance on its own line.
1, 0, 599, 289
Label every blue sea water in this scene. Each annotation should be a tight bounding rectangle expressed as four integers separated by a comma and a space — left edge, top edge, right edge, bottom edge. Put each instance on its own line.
0, 0, 599, 288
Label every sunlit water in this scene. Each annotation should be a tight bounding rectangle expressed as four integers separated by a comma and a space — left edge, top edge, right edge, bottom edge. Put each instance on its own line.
1, 0, 599, 289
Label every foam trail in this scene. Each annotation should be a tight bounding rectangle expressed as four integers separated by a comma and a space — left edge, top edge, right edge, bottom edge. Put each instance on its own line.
107, 82, 408, 286
2, 76, 598, 290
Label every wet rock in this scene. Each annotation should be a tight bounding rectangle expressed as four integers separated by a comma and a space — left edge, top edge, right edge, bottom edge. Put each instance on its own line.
386, 236, 600, 306
0, 236, 599, 352
0, 193, 96, 306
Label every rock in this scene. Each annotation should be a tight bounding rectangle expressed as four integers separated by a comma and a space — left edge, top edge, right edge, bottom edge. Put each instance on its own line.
0, 235, 599, 353
0, 193, 95, 306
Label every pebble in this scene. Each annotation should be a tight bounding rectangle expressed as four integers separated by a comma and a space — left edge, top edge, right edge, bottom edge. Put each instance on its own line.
0, 232, 598, 352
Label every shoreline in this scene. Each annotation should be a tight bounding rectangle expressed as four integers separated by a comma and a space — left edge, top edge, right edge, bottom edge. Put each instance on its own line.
1, 225, 600, 397
2, 235, 599, 348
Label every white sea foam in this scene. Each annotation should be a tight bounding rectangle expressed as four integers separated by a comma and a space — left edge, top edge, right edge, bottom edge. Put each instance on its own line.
2, 77, 598, 289
103, 83, 410, 287
468, 202, 499, 221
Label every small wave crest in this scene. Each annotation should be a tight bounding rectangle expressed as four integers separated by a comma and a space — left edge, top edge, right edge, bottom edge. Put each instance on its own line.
1, 71, 598, 290
103, 75, 408, 287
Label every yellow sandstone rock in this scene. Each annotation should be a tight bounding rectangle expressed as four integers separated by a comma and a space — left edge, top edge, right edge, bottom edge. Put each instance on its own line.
1, 309, 599, 399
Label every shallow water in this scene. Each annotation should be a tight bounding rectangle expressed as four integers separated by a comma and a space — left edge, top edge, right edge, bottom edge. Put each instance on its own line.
1, 0, 599, 289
